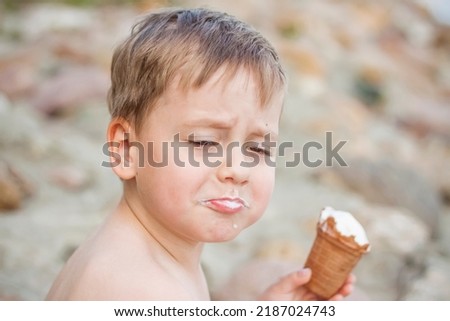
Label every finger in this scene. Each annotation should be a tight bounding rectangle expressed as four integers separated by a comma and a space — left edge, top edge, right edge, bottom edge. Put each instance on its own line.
272, 268, 312, 294
329, 293, 344, 301
338, 283, 354, 297
339, 274, 356, 295
303, 292, 320, 301
346, 274, 356, 284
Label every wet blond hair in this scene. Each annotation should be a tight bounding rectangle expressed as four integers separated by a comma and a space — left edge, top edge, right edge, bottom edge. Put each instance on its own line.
108, 8, 286, 131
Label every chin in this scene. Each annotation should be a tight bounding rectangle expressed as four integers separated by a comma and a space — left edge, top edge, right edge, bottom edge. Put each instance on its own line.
202, 228, 241, 243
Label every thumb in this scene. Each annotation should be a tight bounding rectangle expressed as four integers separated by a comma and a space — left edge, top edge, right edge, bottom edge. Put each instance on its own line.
272, 268, 312, 294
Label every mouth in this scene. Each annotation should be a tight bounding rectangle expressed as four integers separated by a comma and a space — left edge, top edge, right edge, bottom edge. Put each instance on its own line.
199, 197, 249, 214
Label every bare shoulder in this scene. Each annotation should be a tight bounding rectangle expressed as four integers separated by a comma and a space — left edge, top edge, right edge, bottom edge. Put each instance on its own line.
70, 252, 189, 300
47, 220, 196, 300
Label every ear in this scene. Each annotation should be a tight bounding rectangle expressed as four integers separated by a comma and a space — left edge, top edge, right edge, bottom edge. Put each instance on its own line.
106, 118, 139, 180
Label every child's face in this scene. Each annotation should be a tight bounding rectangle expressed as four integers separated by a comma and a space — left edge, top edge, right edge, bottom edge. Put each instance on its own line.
131, 68, 283, 243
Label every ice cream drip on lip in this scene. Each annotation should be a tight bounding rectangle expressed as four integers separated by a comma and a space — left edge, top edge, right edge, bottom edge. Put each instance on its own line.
320, 207, 369, 248
197, 195, 249, 215
198, 189, 250, 208
220, 199, 244, 209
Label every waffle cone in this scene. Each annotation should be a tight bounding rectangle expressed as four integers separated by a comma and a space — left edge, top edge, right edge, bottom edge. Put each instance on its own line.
304, 218, 369, 299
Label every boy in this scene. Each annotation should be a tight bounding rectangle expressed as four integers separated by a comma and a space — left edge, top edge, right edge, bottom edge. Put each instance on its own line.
46, 8, 354, 300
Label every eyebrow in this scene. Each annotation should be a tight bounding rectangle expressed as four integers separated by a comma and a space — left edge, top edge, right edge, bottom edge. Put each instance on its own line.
184, 117, 237, 129
183, 117, 278, 140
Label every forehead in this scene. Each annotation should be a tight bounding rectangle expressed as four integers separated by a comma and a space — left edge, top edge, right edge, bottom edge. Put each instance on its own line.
144, 67, 284, 137
173, 66, 284, 112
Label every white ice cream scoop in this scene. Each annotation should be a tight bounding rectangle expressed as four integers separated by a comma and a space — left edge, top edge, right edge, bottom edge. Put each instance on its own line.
319, 207, 369, 247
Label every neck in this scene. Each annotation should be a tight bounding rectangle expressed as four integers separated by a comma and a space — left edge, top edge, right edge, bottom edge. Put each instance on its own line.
116, 193, 204, 273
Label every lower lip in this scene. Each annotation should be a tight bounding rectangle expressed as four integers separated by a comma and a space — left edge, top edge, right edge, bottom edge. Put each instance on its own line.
201, 200, 244, 214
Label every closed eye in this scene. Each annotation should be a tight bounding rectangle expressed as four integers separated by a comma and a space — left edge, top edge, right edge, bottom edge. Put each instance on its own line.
249, 145, 271, 157
188, 140, 219, 147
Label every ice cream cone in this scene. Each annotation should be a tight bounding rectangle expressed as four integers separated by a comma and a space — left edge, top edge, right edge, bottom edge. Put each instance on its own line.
304, 210, 369, 299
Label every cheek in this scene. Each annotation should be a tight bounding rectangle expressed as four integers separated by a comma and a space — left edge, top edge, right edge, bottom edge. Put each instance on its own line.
134, 165, 196, 223
252, 166, 276, 210
243, 170, 275, 229
136, 140, 209, 192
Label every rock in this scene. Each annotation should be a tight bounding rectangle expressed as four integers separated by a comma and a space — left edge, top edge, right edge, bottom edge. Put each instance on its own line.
135, 0, 170, 12
437, 207, 450, 257
415, 139, 450, 204
0, 61, 36, 100
32, 65, 109, 116
0, 293, 21, 300
395, 97, 450, 142
349, 2, 391, 34
353, 205, 430, 299
49, 34, 96, 64
19, 4, 95, 40
396, 252, 428, 300
278, 42, 326, 78
433, 25, 450, 50
344, 287, 371, 301
48, 165, 91, 191
356, 248, 405, 300
402, 255, 450, 300
353, 64, 386, 108
331, 158, 442, 239
305, 92, 373, 137
274, 10, 304, 40
367, 208, 430, 256
254, 239, 306, 263
0, 162, 33, 212
0, 97, 53, 159
0, 178, 22, 211
0, 94, 12, 114
423, 0, 450, 26
391, 1, 436, 48
211, 259, 298, 300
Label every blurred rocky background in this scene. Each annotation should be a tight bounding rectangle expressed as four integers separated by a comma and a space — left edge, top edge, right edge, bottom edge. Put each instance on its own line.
0, 0, 449, 300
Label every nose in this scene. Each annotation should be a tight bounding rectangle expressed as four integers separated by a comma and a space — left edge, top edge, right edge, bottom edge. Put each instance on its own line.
216, 143, 250, 185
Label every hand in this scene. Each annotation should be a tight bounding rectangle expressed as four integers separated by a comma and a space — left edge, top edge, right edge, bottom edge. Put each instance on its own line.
258, 268, 355, 301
